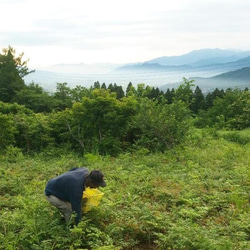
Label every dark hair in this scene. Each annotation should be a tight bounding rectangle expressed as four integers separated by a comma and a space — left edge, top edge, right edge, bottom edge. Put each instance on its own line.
89, 170, 106, 187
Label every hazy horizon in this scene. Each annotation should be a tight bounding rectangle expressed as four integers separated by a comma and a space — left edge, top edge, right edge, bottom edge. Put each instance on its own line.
24, 48, 250, 92
1, 0, 250, 68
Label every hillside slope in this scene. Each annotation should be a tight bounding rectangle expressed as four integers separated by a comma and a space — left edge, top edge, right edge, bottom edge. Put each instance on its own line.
159, 67, 250, 92
190, 67, 250, 91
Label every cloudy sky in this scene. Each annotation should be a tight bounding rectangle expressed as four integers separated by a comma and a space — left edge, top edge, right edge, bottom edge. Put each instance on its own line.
0, 0, 249, 68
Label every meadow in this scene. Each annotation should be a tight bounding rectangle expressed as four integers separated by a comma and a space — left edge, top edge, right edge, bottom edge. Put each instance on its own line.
0, 130, 249, 249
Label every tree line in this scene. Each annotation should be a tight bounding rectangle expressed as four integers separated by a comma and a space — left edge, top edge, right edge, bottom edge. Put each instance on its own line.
0, 46, 249, 155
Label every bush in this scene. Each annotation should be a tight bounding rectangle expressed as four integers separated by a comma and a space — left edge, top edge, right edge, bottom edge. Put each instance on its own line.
133, 98, 192, 152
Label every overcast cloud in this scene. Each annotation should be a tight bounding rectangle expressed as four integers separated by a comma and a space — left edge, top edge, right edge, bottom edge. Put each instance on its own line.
0, 0, 249, 67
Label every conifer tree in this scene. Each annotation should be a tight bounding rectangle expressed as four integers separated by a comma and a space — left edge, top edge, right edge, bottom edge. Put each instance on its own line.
0, 46, 34, 102
191, 86, 206, 113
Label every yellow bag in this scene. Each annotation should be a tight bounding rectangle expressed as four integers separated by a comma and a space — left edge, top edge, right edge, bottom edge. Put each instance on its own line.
82, 187, 104, 213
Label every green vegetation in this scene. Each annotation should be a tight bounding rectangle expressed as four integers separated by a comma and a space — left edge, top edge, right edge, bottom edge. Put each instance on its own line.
0, 46, 249, 249
0, 133, 249, 249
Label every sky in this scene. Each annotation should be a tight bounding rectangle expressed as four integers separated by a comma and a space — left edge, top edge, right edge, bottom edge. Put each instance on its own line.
0, 0, 250, 68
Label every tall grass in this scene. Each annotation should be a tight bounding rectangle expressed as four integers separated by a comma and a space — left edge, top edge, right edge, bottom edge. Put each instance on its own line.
0, 132, 249, 249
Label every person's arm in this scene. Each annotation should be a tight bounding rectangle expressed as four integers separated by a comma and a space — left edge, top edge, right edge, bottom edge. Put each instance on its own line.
70, 195, 82, 224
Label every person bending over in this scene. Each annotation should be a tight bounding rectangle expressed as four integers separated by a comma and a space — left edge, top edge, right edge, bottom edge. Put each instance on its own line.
45, 167, 106, 224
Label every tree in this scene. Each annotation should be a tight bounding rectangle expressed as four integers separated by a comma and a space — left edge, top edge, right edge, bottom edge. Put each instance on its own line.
101, 82, 107, 89
13, 112, 53, 152
126, 82, 136, 97
151, 87, 163, 101
13, 82, 56, 113
196, 89, 250, 129
53, 82, 72, 110
70, 85, 91, 102
134, 98, 192, 151
143, 85, 153, 99
205, 88, 225, 109
64, 89, 136, 155
108, 83, 125, 99
0, 46, 34, 102
174, 78, 194, 107
113, 84, 125, 99
150, 87, 158, 99
0, 101, 52, 152
164, 88, 174, 104
136, 83, 146, 98
230, 90, 250, 129
190, 86, 206, 114
93, 81, 100, 89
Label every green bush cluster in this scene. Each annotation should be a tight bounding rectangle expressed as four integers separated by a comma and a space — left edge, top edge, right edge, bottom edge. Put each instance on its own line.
0, 85, 194, 155
1, 86, 249, 156
0, 47, 249, 155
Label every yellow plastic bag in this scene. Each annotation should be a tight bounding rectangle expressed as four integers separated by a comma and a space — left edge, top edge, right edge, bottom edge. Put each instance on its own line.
82, 187, 104, 213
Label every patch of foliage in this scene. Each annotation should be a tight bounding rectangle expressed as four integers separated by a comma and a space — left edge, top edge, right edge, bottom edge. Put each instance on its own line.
0, 134, 249, 249
216, 129, 250, 145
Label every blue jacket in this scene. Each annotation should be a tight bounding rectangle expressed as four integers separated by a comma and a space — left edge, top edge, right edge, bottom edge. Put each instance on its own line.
45, 167, 89, 223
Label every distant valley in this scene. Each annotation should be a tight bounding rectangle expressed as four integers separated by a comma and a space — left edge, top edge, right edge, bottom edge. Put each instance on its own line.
24, 48, 250, 92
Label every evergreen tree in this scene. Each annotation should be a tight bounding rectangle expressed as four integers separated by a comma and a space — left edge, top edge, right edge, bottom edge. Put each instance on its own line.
108, 83, 114, 92
126, 82, 135, 96
155, 88, 162, 101
101, 82, 107, 89
191, 86, 206, 113
211, 88, 225, 99
205, 92, 213, 109
0, 46, 34, 102
144, 85, 153, 99
93, 81, 100, 89
107, 83, 124, 99
115, 85, 125, 99
164, 88, 174, 104
171, 88, 175, 101
205, 88, 225, 109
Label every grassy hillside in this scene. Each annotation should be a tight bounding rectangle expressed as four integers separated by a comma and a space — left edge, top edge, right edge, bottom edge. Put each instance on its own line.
0, 130, 249, 249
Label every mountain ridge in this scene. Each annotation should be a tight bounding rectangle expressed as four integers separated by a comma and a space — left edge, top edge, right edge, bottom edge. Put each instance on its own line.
210, 67, 250, 82
116, 53, 250, 72
143, 48, 250, 66
159, 67, 250, 92
24, 48, 250, 92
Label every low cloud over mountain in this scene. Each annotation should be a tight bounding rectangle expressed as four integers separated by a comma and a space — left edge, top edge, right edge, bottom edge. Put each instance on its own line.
25, 48, 250, 92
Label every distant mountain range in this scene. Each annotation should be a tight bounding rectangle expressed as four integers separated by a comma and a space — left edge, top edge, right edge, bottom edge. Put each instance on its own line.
24, 48, 250, 92
160, 67, 250, 93
116, 50, 250, 73
143, 48, 250, 66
